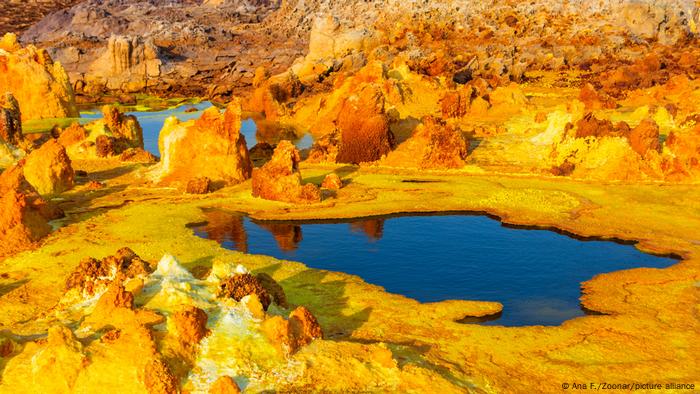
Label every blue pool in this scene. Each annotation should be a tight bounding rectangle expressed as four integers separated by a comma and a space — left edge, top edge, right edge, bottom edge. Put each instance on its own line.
80, 102, 312, 156
191, 211, 678, 326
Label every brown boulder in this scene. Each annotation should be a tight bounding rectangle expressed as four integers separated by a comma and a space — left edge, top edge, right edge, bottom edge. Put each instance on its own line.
0, 92, 23, 145
251, 140, 321, 204
172, 306, 210, 345
119, 148, 157, 163
261, 306, 323, 355
321, 173, 342, 190
628, 119, 661, 156
218, 273, 271, 311
56, 123, 87, 148
335, 85, 394, 164
186, 177, 212, 194
88, 36, 162, 90
65, 248, 152, 296
23, 139, 75, 195
383, 116, 468, 169
102, 105, 144, 149
289, 306, 323, 347
156, 100, 252, 186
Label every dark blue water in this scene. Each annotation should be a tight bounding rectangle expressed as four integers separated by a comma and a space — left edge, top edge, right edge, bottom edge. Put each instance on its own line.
80, 102, 313, 156
191, 211, 677, 326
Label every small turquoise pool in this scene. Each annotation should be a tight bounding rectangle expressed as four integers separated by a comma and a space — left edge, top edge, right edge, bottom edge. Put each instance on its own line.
191, 211, 678, 326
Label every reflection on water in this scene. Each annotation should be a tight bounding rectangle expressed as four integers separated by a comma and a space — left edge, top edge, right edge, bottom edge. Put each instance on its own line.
349, 219, 384, 241
200, 210, 384, 252
191, 210, 678, 326
79, 102, 313, 157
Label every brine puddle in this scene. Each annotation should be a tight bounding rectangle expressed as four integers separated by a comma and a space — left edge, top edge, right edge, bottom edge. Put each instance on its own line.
190, 210, 678, 326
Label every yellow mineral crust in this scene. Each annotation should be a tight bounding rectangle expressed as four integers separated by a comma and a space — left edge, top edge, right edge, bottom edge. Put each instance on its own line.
0, 155, 698, 392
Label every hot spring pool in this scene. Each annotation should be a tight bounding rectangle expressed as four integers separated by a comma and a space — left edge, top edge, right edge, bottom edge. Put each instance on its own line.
190, 211, 678, 326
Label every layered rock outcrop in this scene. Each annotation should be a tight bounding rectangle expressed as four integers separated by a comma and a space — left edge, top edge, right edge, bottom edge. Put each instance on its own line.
252, 140, 321, 204
335, 85, 395, 164
0, 33, 78, 120
382, 116, 469, 169
22, 139, 75, 195
87, 35, 162, 93
56, 105, 146, 161
154, 100, 252, 187
0, 163, 63, 257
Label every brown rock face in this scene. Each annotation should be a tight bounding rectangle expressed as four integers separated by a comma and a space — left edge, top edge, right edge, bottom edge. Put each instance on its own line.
307, 131, 340, 163
575, 112, 630, 139
383, 116, 468, 169
0, 34, 78, 121
186, 177, 212, 194
662, 125, 700, 181
88, 36, 162, 93
289, 306, 323, 347
209, 376, 241, 394
336, 85, 394, 164
0, 92, 23, 145
172, 306, 210, 345
628, 119, 661, 156
56, 123, 87, 148
102, 105, 144, 149
65, 248, 152, 296
251, 140, 321, 204
157, 99, 252, 186
144, 358, 179, 394
579, 83, 616, 110
441, 86, 472, 118
95, 135, 116, 158
23, 139, 75, 195
321, 173, 342, 189
91, 280, 136, 320
0, 164, 62, 257
261, 306, 323, 355
218, 273, 272, 311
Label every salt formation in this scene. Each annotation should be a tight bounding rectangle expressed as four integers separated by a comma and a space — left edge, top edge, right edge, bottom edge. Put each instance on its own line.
22, 139, 75, 195
382, 116, 469, 169
154, 99, 252, 187
2, 250, 322, 393
0, 33, 78, 120
252, 140, 321, 203
0, 163, 64, 257
56, 105, 147, 161
88, 35, 162, 92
